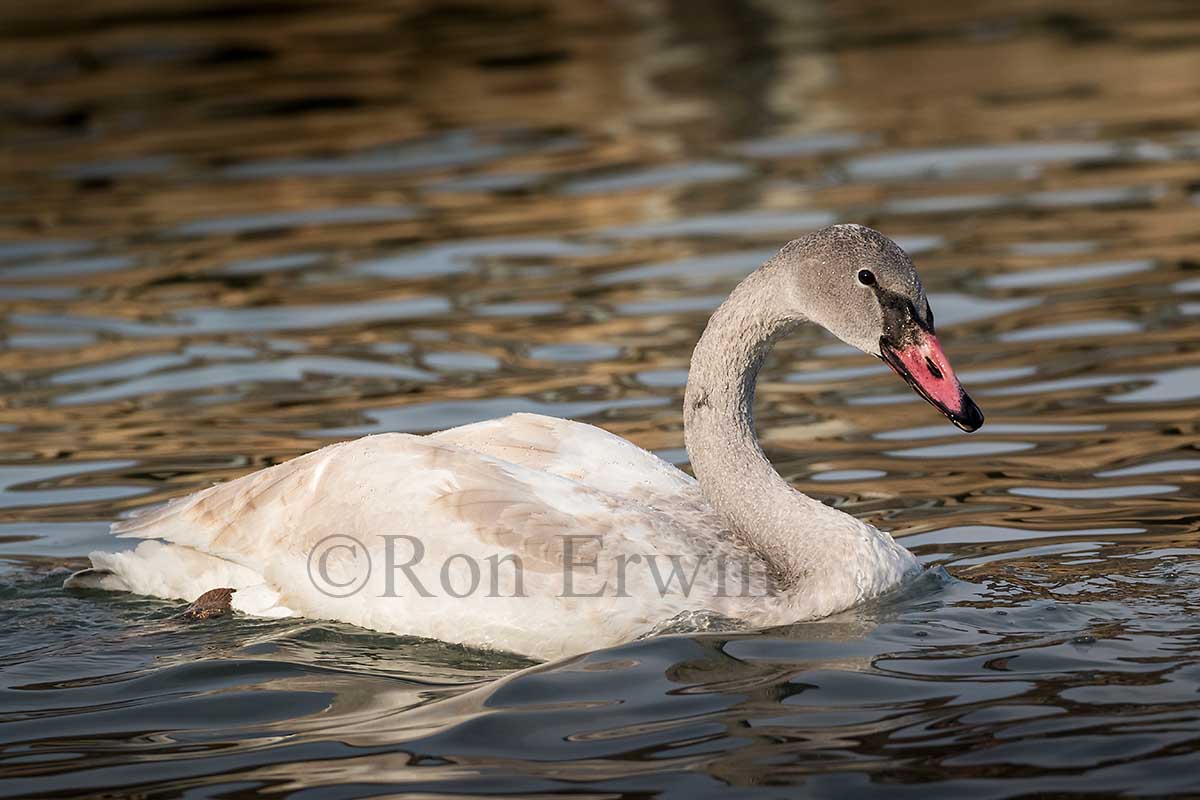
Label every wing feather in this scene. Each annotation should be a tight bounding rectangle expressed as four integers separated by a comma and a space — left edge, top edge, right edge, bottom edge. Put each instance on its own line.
429, 412, 701, 505
113, 433, 623, 576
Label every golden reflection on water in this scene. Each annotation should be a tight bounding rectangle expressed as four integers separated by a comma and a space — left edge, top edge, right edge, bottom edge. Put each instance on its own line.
0, 0, 1197, 580
0, 0, 1197, 579
3, 0, 1200, 794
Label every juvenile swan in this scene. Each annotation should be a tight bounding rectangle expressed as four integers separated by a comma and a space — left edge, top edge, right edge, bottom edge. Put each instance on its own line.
67, 225, 983, 659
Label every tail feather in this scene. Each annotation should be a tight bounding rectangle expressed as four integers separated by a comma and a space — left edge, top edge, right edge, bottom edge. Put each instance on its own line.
64, 541, 264, 603
65, 543, 294, 619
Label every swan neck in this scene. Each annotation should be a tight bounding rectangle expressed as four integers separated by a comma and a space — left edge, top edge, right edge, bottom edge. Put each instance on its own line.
683, 267, 821, 583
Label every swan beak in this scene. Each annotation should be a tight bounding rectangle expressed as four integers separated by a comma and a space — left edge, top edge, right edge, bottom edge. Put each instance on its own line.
879, 333, 984, 432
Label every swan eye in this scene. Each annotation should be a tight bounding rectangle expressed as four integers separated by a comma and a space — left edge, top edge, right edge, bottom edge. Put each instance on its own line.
857, 269, 876, 286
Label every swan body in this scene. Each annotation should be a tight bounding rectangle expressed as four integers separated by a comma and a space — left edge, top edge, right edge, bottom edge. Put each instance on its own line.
68, 225, 982, 660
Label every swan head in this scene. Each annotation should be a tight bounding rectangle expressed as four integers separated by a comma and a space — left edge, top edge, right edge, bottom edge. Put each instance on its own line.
778, 223, 984, 432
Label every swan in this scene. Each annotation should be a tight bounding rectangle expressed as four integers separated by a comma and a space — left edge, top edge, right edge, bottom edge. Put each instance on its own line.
66, 224, 983, 660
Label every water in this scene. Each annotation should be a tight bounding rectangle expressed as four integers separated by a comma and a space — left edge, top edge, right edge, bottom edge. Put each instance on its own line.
2, 0, 1200, 796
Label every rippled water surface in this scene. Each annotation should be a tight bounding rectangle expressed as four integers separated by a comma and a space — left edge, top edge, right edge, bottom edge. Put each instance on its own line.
3, 1, 1200, 796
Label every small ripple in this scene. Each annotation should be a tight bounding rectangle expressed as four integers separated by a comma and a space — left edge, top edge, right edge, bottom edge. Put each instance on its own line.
0, 255, 136, 280
1062, 675, 1200, 707
367, 342, 412, 355
0, 460, 136, 492
893, 235, 947, 255
0, 460, 145, 509
982, 374, 1138, 398
14, 297, 450, 335
1010, 485, 1178, 499
613, 294, 724, 316
355, 239, 606, 280
1097, 459, 1200, 478
846, 141, 1119, 181
4, 332, 96, 350
904, 525, 1145, 547
0, 484, 151, 509
887, 441, 1035, 458
847, 392, 919, 406
422, 352, 501, 372
169, 206, 417, 237
561, 161, 750, 195
877, 422, 1105, 440
1111, 367, 1200, 403
219, 253, 325, 275
601, 210, 835, 239
55, 357, 436, 406
471, 301, 563, 317
0, 520, 113, 557
0, 285, 81, 300
527, 343, 621, 362
1028, 185, 1164, 208
0, 240, 91, 262
881, 185, 1160, 215
786, 364, 889, 383
1007, 241, 1097, 256
927, 292, 1040, 326
221, 131, 529, 178
314, 396, 669, 436
429, 171, 545, 193
999, 319, 1141, 343
734, 130, 873, 158
956, 366, 1038, 383
58, 155, 175, 180
883, 193, 1011, 215
811, 469, 887, 482
598, 249, 777, 286
986, 259, 1154, 289
953, 540, 1103, 567
184, 343, 257, 359
636, 369, 688, 388
51, 353, 193, 385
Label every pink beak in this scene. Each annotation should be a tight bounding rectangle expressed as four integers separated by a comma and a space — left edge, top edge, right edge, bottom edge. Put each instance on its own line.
880, 331, 983, 432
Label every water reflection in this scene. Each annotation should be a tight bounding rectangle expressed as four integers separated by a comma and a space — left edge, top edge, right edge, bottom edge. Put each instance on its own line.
3, 0, 1200, 796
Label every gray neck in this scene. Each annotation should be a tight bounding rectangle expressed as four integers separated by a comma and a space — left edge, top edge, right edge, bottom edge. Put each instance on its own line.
683, 264, 844, 585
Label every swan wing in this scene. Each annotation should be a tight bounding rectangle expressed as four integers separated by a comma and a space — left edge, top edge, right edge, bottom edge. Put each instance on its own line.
101, 426, 750, 658
114, 432, 645, 576
429, 412, 703, 506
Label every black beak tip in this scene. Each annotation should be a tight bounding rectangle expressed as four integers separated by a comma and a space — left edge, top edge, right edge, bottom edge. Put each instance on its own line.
950, 393, 985, 432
